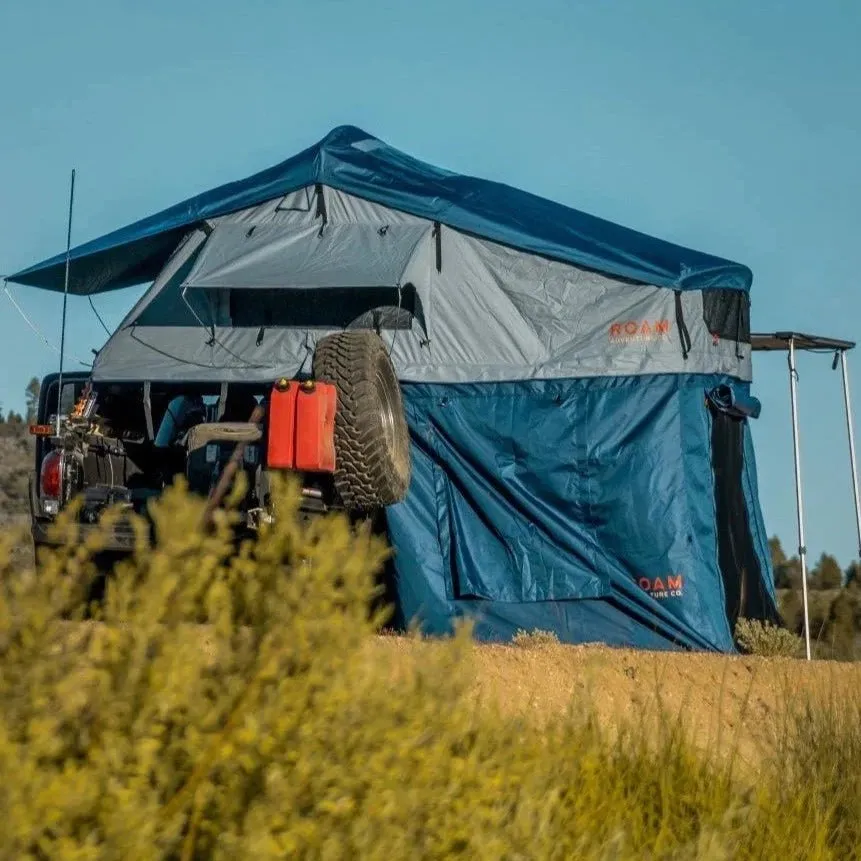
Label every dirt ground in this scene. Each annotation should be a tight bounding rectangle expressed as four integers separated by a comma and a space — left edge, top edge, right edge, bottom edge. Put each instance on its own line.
53, 621, 861, 775
368, 636, 861, 772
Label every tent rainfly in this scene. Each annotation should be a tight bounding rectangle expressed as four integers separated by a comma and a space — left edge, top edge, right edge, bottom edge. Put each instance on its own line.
8, 125, 782, 651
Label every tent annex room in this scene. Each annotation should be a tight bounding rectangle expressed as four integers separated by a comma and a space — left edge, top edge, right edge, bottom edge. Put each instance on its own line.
9, 125, 781, 652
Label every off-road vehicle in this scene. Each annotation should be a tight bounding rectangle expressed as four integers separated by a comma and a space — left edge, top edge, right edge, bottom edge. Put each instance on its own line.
29, 331, 411, 557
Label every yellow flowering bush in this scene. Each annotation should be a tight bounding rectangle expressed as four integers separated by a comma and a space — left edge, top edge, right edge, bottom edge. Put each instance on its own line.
0, 475, 859, 859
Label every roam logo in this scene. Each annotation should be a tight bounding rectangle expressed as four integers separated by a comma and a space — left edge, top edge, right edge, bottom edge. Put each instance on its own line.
638, 574, 684, 599
609, 319, 672, 343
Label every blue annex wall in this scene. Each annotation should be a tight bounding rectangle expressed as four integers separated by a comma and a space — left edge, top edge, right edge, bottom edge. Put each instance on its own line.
385, 373, 773, 652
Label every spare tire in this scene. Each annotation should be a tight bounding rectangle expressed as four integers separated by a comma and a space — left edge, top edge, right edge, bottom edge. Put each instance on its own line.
312, 330, 411, 510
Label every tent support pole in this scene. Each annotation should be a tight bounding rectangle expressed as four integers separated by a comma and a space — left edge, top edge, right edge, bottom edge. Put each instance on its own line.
839, 350, 861, 560
788, 337, 812, 661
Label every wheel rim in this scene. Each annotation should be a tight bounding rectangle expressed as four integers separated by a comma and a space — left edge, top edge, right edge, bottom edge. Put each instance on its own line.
376, 366, 398, 454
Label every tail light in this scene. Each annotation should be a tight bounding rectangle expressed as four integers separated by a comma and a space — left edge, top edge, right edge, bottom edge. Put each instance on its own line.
40, 450, 63, 500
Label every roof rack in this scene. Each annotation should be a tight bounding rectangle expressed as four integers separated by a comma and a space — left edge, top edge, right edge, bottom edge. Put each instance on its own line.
752, 332, 858, 660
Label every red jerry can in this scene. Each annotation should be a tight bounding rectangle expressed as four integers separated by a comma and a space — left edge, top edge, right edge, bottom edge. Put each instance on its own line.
294, 381, 337, 473
267, 378, 299, 469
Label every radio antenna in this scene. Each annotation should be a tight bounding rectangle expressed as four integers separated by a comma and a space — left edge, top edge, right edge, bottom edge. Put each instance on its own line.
56, 168, 76, 435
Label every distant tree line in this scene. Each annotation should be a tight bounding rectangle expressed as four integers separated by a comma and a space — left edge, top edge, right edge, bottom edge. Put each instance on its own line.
0, 409, 25, 425
770, 536, 861, 661
0, 377, 41, 426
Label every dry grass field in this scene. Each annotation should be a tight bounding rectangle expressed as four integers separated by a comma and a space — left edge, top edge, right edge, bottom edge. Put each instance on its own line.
371, 636, 861, 772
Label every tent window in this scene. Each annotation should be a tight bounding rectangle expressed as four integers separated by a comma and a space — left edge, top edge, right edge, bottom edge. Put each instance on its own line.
702, 289, 750, 343
134, 239, 216, 327
227, 284, 421, 331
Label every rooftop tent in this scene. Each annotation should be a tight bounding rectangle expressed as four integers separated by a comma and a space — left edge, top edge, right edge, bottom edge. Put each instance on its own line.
85, 185, 753, 387
8, 125, 751, 295
9, 127, 777, 652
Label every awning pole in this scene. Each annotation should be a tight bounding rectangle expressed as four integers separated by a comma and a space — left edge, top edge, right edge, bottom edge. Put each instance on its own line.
788, 337, 812, 660
839, 350, 861, 560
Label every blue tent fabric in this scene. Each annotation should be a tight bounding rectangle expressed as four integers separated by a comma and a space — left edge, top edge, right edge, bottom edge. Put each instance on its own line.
9, 125, 751, 295
387, 373, 766, 652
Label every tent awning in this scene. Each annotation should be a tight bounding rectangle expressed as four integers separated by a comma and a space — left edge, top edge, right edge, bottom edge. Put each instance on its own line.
751, 332, 856, 352
7, 126, 753, 296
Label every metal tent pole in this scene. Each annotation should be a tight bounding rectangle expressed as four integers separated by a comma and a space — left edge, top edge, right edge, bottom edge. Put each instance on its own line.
788, 337, 812, 661
839, 350, 861, 560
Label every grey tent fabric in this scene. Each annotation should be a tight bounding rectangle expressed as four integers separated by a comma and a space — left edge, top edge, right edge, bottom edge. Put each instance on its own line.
183, 223, 432, 291
91, 187, 752, 385
111, 227, 211, 329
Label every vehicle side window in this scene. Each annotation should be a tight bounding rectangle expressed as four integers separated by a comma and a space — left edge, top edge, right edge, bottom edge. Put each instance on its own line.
35, 379, 86, 468
39, 381, 84, 422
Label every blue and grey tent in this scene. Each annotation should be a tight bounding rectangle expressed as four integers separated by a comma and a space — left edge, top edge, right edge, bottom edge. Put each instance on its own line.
9, 125, 779, 651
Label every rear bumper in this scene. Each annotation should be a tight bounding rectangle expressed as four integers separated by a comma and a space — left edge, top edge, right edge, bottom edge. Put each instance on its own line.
27, 468, 334, 556
31, 518, 139, 554
29, 470, 139, 554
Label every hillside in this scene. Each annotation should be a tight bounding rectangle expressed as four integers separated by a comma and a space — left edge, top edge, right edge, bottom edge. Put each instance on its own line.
0, 426, 32, 516
0, 425, 34, 564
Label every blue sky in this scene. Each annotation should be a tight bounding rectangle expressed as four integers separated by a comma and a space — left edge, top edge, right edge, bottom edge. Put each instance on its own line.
1, 0, 859, 564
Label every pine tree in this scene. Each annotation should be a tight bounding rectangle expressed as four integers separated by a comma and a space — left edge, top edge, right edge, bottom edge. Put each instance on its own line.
769, 536, 787, 569
813, 553, 843, 591
775, 555, 803, 590
25, 377, 41, 424
779, 588, 803, 633
825, 586, 861, 660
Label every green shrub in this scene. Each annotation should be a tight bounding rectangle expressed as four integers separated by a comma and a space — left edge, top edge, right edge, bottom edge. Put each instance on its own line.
0, 476, 860, 859
512, 628, 560, 647
735, 617, 804, 658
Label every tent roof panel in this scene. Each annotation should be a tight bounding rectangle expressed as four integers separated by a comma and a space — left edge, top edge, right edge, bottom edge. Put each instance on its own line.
9, 125, 752, 296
